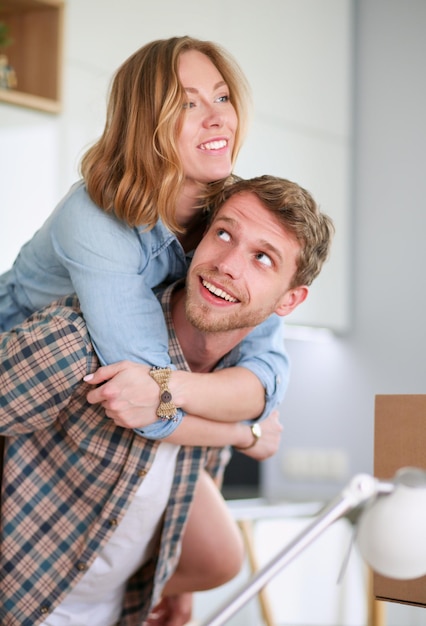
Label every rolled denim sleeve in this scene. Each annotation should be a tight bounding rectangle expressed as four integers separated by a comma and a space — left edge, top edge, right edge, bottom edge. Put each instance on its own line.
236, 313, 290, 420
49, 191, 173, 369
133, 408, 184, 439
47, 186, 185, 440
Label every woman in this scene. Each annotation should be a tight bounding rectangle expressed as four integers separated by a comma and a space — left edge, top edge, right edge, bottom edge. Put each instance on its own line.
0, 36, 288, 436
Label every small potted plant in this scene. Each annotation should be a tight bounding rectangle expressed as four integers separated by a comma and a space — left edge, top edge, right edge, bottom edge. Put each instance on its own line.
0, 19, 17, 89
0, 20, 11, 48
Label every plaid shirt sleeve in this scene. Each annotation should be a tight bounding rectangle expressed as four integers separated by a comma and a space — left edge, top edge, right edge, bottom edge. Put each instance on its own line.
0, 297, 95, 435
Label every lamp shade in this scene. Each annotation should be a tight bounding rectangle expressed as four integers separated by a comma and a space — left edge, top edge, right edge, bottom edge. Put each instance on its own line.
357, 468, 426, 579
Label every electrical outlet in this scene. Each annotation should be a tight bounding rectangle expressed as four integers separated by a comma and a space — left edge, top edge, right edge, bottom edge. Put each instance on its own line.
281, 447, 349, 482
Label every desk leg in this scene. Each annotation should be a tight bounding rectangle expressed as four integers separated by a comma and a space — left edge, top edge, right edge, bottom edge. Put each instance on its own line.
367, 568, 386, 626
237, 519, 276, 626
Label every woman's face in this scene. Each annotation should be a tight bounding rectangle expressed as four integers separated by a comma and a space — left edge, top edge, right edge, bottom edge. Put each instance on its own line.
177, 50, 238, 185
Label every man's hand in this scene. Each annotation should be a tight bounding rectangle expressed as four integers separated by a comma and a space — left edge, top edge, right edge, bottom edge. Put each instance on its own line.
84, 361, 159, 428
144, 593, 193, 626
238, 410, 283, 461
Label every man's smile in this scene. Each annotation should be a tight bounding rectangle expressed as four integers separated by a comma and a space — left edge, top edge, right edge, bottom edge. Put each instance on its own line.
201, 278, 239, 303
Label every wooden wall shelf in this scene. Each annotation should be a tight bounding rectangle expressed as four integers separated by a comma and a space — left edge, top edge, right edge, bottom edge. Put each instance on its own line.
0, 0, 64, 113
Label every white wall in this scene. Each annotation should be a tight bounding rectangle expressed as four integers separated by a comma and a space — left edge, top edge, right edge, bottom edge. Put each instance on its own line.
265, 2, 426, 624
265, 0, 426, 499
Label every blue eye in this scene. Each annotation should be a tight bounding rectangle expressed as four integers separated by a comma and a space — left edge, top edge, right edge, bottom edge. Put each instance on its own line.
255, 252, 273, 267
183, 101, 196, 109
216, 94, 230, 103
217, 228, 231, 242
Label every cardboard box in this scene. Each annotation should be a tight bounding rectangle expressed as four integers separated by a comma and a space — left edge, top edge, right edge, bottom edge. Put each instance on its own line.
374, 394, 426, 606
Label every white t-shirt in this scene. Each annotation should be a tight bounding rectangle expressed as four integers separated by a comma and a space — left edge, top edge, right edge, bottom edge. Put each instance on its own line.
42, 442, 180, 626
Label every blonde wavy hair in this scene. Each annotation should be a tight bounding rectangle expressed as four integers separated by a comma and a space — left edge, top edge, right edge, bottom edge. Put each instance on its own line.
80, 36, 251, 233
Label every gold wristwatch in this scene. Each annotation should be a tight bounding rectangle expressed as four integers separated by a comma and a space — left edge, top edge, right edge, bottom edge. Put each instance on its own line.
235, 422, 262, 450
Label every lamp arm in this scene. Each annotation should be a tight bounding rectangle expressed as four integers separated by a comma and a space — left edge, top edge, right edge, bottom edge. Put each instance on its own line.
202, 474, 393, 626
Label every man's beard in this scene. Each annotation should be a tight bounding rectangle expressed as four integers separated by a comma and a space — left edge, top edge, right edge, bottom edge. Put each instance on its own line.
185, 293, 274, 333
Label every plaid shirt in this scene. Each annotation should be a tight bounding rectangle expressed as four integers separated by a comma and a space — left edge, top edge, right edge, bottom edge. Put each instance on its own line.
0, 291, 233, 626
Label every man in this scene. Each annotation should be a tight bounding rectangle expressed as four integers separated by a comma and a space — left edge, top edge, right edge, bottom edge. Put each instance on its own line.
0, 175, 333, 626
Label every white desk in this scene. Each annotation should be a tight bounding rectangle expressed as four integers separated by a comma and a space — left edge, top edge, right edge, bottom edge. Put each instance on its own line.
194, 499, 384, 626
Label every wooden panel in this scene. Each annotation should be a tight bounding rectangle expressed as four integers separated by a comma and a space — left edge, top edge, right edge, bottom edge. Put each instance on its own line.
0, 0, 64, 112
374, 394, 426, 607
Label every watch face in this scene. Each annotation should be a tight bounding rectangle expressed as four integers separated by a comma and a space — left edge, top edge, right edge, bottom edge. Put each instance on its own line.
252, 423, 262, 438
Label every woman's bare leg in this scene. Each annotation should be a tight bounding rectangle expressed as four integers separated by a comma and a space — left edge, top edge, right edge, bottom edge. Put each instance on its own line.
163, 468, 244, 595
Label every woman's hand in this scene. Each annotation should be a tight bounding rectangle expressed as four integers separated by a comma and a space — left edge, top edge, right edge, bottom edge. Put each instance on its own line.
83, 363, 283, 459
84, 361, 159, 428
85, 362, 266, 428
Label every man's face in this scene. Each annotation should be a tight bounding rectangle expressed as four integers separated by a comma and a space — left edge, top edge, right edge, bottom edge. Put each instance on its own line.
185, 191, 304, 332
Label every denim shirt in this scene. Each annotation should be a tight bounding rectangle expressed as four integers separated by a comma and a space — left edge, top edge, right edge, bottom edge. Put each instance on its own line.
0, 181, 289, 437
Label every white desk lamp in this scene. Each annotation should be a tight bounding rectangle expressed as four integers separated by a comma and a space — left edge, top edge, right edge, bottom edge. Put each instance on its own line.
202, 467, 426, 626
